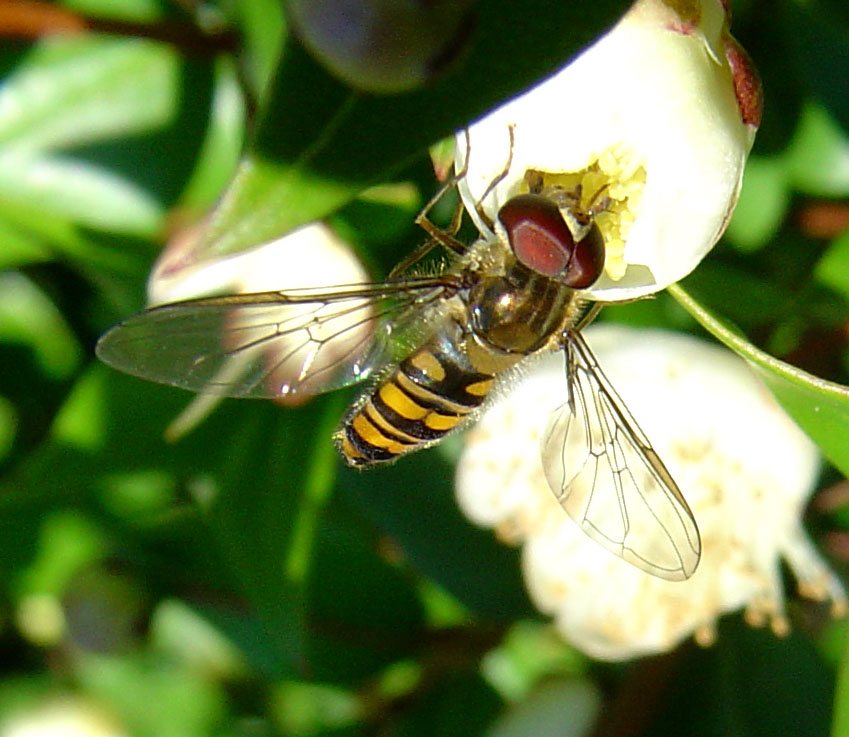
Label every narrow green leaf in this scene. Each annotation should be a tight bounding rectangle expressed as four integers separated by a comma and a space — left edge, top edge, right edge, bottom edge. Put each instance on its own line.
175, 57, 246, 214
304, 501, 426, 683
285, 395, 344, 585
0, 213, 52, 269
62, 0, 165, 23
230, 0, 287, 96
0, 199, 149, 275
0, 37, 177, 153
669, 283, 849, 477
203, 394, 346, 677
0, 272, 82, 379
0, 153, 163, 237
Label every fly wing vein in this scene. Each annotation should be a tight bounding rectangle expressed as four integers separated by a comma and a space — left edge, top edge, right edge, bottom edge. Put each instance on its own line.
96, 281, 453, 399
541, 331, 701, 581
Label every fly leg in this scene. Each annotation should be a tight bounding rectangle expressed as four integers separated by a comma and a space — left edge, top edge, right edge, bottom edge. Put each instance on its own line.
395, 124, 515, 279
405, 130, 475, 267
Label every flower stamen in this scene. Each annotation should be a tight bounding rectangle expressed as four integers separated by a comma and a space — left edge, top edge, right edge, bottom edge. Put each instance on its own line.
519, 154, 647, 282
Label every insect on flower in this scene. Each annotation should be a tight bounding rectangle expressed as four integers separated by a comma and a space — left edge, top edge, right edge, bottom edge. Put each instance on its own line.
96, 136, 702, 581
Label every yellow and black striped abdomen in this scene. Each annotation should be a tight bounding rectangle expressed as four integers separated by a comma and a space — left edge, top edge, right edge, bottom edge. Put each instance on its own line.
337, 338, 495, 467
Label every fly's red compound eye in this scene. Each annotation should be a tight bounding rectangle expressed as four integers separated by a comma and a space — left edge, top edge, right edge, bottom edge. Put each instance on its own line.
497, 194, 605, 289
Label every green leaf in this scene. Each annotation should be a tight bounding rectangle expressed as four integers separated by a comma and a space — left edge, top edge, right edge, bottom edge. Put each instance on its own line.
486, 679, 600, 737
0, 201, 147, 279
195, 0, 630, 259
833, 625, 849, 737
815, 229, 849, 300
0, 272, 82, 379
725, 156, 790, 252
339, 451, 533, 623
271, 680, 360, 735
0, 396, 16, 462
0, 37, 177, 153
0, 213, 52, 269
5, 367, 343, 677
175, 57, 246, 214
785, 105, 849, 197
668, 283, 849, 477
305, 500, 426, 683
75, 651, 226, 737
202, 394, 344, 677
649, 617, 832, 737
230, 0, 287, 96
481, 622, 586, 703
0, 153, 163, 237
63, 0, 165, 23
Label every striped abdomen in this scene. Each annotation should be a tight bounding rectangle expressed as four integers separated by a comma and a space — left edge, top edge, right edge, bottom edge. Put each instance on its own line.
337, 336, 495, 467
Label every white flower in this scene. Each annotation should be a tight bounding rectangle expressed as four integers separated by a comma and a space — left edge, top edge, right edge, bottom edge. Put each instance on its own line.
456, 325, 846, 661
456, 0, 761, 301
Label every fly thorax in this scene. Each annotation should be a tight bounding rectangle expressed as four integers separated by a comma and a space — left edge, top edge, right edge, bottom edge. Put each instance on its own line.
469, 272, 571, 354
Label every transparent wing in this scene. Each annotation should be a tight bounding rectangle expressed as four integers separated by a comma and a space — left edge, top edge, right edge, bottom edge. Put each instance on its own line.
96, 277, 457, 399
541, 330, 701, 581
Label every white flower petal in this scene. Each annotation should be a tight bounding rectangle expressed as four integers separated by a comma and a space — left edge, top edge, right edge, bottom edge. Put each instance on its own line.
456, 0, 757, 300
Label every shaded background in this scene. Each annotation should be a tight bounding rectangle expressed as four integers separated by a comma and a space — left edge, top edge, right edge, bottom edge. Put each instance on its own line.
1, 0, 849, 735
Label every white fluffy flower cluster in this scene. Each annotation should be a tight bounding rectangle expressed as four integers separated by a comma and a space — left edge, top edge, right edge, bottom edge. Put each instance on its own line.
456, 326, 846, 660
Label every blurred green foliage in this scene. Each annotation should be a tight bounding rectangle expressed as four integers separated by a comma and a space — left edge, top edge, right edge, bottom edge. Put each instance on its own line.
0, 1, 849, 736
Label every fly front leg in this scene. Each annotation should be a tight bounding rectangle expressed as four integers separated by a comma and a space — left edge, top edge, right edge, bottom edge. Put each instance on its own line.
410, 129, 474, 264
399, 123, 516, 279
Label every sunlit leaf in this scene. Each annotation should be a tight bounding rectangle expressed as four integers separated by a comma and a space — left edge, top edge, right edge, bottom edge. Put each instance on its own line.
815, 230, 849, 300
0, 272, 82, 379
0, 153, 163, 237
0, 37, 177, 153
785, 105, 849, 197
725, 156, 790, 252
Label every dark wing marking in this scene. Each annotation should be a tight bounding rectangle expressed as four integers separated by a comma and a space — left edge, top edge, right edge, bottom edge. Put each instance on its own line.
541, 329, 701, 581
96, 277, 460, 399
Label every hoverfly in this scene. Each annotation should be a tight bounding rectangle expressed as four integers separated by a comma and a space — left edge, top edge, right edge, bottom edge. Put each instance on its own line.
96, 141, 701, 581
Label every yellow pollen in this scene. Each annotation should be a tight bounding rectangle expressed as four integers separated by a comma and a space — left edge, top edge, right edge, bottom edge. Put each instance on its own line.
523, 150, 647, 283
